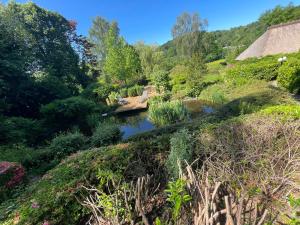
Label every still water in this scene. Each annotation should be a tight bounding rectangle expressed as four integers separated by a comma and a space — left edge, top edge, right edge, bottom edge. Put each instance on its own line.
118, 100, 214, 140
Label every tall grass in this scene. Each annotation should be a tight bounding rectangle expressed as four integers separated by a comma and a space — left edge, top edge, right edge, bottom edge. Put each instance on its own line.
148, 100, 190, 126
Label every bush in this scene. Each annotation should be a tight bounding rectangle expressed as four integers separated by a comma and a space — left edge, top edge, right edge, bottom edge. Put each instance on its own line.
166, 129, 193, 178
0, 117, 44, 145
81, 83, 114, 102
135, 85, 144, 96
119, 88, 128, 98
2, 146, 132, 225
48, 131, 86, 158
90, 122, 122, 147
108, 91, 120, 105
41, 97, 102, 133
149, 101, 190, 126
227, 60, 280, 81
126, 86, 136, 97
261, 105, 300, 120
277, 59, 300, 93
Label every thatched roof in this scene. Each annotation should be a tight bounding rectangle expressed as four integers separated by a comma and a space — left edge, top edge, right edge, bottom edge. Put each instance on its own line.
236, 20, 300, 60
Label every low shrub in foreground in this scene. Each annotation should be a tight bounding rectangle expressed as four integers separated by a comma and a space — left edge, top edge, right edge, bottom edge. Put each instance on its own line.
90, 122, 122, 147
0, 146, 132, 225
277, 59, 300, 93
48, 131, 86, 158
166, 129, 193, 178
149, 100, 190, 126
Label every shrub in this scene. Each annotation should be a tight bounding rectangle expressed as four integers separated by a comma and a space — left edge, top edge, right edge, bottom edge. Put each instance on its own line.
127, 86, 137, 97
48, 131, 86, 158
90, 122, 122, 147
0, 162, 25, 201
261, 105, 300, 120
149, 101, 190, 126
119, 88, 128, 98
148, 93, 171, 105
82, 83, 114, 102
0, 117, 44, 145
134, 85, 144, 96
211, 91, 227, 105
166, 129, 193, 178
41, 97, 101, 133
2, 146, 132, 225
277, 59, 300, 93
227, 60, 280, 81
108, 92, 120, 104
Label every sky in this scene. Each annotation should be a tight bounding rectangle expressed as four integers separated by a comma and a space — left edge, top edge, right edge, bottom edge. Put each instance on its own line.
3, 0, 300, 45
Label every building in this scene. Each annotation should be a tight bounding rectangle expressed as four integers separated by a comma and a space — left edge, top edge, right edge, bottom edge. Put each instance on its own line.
236, 20, 300, 60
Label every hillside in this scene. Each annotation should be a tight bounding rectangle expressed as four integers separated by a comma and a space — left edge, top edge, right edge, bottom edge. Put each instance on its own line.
160, 4, 300, 62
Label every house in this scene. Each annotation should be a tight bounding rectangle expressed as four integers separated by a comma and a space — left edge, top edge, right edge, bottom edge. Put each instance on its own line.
236, 20, 300, 60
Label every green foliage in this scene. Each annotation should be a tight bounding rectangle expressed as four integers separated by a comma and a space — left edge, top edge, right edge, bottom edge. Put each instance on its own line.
48, 131, 86, 158
0, 2, 88, 117
90, 121, 121, 147
1, 146, 132, 225
81, 83, 114, 103
41, 97, 102, 133
0, 145, 55, 175
227, 59, 280, 81
166, 129, 193, 178
278, 59, 300, 93
0, 117, 44, 145
108, 91, 120, 104
103, 25, 141, 85
287, 195, 300, 225
165, 179, 192, 221
149, 101, 190, 126
148, 93, 171, 105
119, 88, 128, 98
127, 85, 144, 97
261, 105, 300, 120
151, 70, 171, 93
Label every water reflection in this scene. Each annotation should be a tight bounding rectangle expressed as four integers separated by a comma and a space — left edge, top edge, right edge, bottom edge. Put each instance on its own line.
117, 110, 156, 140
117, 100, 215, 140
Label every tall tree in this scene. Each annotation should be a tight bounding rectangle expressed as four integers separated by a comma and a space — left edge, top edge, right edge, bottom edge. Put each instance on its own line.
172, 12, 208, 57
89, 17, 119, 69
0, 2, 84, 117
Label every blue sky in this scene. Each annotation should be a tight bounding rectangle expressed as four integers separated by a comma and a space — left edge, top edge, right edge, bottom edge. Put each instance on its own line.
3, 0, 300, 44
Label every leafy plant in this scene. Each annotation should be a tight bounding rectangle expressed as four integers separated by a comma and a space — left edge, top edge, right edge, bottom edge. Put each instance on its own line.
48, 131, 86, 158
278, 58, 300, 93
119, 88, 128, 98
149, 100, 190, 126
165, 179, 192, 222
90, 121, 121, 147
287, 195, 300, 225
108, 91, 120, 104
166, 129, 193, 178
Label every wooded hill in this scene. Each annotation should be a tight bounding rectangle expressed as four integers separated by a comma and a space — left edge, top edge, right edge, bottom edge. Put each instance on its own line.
160, 4, 300, 62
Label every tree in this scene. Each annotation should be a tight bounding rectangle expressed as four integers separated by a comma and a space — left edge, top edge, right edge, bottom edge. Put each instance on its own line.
0, 2, 84, 117
103, 26, 141, 85
151, 70, 171, 93
172, 12, 208, 57
89, 17, 110, 61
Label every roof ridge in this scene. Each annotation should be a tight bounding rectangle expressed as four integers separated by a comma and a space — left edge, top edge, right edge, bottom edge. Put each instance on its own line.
268, 19, 300, 30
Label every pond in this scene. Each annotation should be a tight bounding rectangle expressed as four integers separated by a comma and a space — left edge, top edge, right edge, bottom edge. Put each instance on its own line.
117, 99, 214, 140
